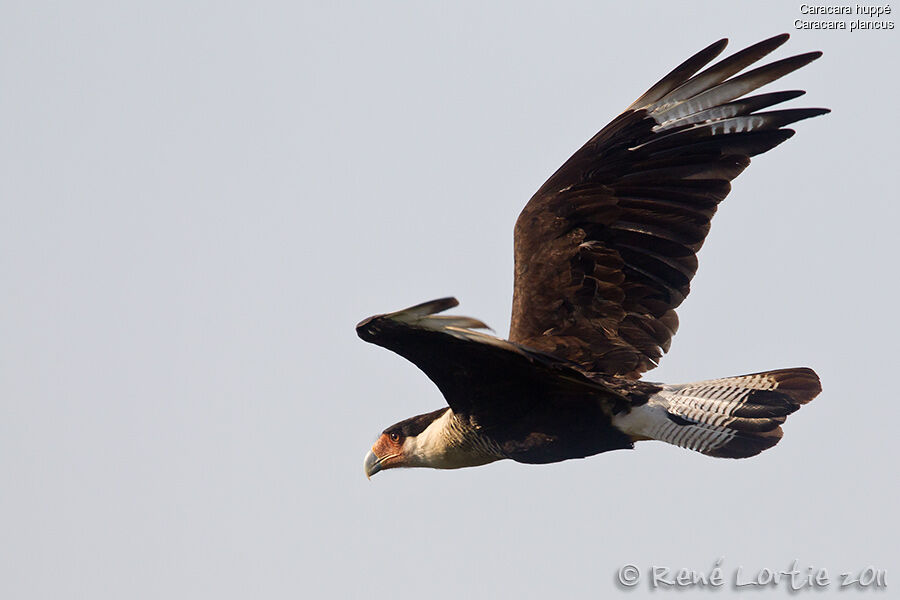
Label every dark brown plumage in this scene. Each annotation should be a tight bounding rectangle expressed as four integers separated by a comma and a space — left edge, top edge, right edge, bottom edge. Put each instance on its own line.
510, 34, 826, 377
359, 34, 826, 478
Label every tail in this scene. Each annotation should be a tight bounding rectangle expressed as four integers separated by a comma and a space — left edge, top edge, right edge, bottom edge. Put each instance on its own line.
615, 368, 821, 458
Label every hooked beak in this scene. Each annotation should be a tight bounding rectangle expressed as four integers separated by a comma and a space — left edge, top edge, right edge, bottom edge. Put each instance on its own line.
364, 450, 383, 479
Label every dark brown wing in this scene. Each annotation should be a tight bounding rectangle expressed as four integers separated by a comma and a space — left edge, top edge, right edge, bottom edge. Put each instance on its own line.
356, 298, 630, 429
509, 34, 828, 378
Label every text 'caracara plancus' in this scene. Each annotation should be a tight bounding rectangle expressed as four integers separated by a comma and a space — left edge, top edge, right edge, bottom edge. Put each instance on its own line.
358, 34, 826, 479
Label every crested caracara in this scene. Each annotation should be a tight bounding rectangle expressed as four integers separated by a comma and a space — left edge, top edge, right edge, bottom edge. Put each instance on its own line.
358, 34, 826, 478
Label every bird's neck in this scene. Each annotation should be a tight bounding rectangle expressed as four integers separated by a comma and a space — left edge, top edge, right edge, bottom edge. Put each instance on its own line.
406, 410, 504, 470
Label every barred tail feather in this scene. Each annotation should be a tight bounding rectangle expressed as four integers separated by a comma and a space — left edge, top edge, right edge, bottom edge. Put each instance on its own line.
615, 368, 821, 458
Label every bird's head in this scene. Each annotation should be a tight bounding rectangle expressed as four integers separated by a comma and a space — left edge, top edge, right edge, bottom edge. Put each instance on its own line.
364, 408, 450, 478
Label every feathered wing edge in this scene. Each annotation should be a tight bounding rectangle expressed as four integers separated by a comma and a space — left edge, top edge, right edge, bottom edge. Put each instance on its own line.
367, 297, 522, 353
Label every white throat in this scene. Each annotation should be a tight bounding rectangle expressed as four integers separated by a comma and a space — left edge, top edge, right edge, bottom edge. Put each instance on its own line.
402, 410, 502, 469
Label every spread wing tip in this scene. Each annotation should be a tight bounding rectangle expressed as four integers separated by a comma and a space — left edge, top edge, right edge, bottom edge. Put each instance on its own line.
394, 297, 459, 317
356, 297, 458, 333
389, 297, 494, 332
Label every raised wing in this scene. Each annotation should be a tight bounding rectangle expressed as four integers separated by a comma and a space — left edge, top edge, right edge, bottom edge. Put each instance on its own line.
509, 34, 828, 378
356, 298, 628, 428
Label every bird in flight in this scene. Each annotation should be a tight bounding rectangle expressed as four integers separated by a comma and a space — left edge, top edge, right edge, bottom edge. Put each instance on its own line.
358, 34, 826, 478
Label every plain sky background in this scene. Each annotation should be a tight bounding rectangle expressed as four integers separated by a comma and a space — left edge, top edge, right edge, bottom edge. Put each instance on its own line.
2, 1, 898, 598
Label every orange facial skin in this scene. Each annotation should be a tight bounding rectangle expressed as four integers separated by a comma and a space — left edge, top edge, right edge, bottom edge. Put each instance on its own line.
372, 433, 403, 465
366, 432, 405, 475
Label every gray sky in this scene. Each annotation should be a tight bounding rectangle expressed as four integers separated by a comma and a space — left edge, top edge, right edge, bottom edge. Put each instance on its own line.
2, 1, 897, 598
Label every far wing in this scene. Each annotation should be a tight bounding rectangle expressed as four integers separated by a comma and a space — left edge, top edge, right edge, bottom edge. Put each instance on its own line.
509, 34, 827, 378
